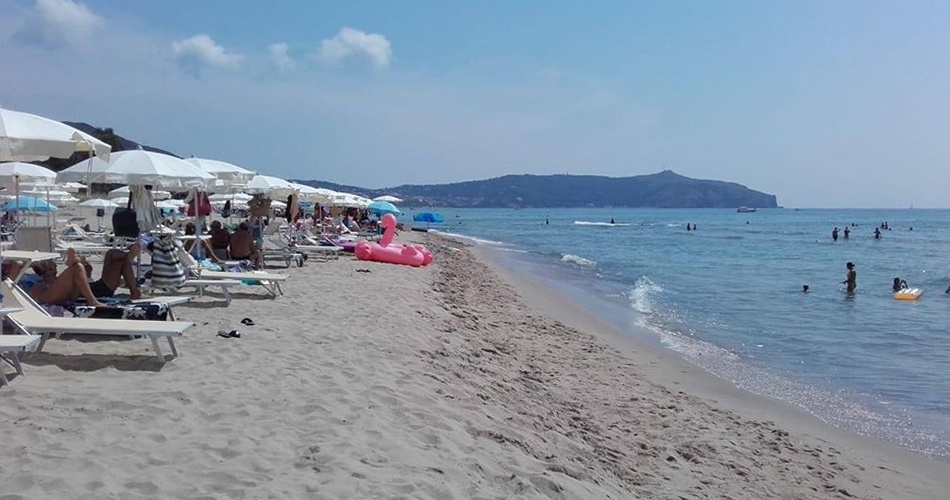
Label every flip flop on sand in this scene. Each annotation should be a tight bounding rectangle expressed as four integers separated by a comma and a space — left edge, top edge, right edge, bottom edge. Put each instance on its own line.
217, 330, 241, 339
241, 318, 255, 326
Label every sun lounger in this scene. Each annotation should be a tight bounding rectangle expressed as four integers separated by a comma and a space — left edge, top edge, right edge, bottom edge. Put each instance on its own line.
0, 333, 42, 387
1, 279, 194, 362
262, 233, 305, 267
177, 250, 288, 298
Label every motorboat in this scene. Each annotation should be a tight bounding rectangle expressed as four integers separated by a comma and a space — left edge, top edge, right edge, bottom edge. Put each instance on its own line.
736, 206, 757, 213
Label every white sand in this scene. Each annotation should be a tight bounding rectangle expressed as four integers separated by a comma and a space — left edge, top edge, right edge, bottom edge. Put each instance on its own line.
1, 233, 948, 499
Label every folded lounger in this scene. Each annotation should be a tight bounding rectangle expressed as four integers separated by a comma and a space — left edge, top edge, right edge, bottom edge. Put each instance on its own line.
1, 279, 194, 362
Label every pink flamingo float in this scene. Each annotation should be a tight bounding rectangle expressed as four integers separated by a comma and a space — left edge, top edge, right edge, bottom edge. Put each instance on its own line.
355, 213, 433, 267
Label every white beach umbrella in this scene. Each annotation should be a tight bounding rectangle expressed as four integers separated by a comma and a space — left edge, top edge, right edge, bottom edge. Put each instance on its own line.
246, 174, 297, 197
59, 181, 87, 192
289, 182, 334, 204
112, 196, 129, 206
209, 192, 252, 202
58, 150, 216, 189
329, 192, 371, 208
372, 195, 403, 203
0, 162, 57, 184
79, 198, 119, 208
184, 157, 255, 183
108, 185, 130, 198
0, 108, 111, 162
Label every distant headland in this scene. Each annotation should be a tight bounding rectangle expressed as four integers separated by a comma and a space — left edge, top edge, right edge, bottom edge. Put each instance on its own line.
294, 171, 779, 209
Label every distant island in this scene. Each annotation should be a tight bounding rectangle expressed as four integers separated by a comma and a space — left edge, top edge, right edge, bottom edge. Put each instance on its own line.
33, 122, 778, 209
294, 171, 779, 209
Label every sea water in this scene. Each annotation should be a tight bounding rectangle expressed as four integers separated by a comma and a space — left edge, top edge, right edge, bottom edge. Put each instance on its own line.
422, 208, 950, 459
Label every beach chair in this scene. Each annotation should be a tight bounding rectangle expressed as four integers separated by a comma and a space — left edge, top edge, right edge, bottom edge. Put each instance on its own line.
178, 250, 288, 299
261, 231, 305, 268
1, 280, 194, 362
0, 333, 42, 386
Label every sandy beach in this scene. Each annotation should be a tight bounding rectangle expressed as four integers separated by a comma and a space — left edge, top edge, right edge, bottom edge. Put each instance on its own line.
2, 233, 949, 499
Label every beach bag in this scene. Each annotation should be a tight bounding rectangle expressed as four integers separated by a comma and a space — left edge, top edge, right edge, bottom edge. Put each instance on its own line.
150, 236, 187, 289
112, 197, 139, 238
187, 191, 212, 217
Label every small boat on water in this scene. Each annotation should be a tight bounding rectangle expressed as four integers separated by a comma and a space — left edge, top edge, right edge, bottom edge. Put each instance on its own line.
737, 206, 757, 213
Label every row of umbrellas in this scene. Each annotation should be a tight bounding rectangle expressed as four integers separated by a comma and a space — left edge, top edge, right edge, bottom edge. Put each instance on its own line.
1, 107, 417, 217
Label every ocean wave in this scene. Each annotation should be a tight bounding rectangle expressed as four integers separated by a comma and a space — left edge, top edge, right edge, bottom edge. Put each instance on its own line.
561, 254, 597, 267
629, 276, 663, 314
573, 221, 631, 227
433, 231, 506, 246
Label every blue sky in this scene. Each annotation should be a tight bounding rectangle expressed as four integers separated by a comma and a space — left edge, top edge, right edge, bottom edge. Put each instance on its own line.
1, 0, 948, 207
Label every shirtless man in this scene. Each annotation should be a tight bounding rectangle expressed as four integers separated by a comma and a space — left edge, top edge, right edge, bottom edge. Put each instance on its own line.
88, 243, 143, 300
229, 221, 259, 264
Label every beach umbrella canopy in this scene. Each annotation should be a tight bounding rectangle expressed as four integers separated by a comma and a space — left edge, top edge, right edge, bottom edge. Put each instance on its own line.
0, 162, 57, 184
0, 108, 111, 162
59, 181, 87, 192
79, 198, 119, 208
57, 150, 216, 189
373, 195, 403, 203
2, 196, 57, 212
290, 182, 334, 204
108, 185, 130, 198
246, 174, 296, 197
184, 157, 255, 182
366, 200, 403, 216
413, 212, 444, 223
209, 192, 252, 202
328, 192, 373, 208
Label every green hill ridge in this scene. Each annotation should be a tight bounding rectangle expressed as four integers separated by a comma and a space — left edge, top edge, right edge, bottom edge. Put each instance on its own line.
295, 170, 779, 209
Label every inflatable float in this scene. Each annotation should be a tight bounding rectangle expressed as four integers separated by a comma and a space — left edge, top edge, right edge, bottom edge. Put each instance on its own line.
355, 214, 433, 267
894, 288, 923, 301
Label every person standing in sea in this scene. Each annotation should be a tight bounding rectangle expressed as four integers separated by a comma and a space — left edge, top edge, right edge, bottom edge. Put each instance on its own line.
842, 262, 857, 293
832, 227, 839, 241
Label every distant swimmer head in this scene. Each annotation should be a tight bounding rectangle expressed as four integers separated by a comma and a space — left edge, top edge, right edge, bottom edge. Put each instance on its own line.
802, 285, 809, 293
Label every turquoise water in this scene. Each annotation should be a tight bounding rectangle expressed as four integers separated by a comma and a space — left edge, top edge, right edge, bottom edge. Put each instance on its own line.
419, 208, 950, 458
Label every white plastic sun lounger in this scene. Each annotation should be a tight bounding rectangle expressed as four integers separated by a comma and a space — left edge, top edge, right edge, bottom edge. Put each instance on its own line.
1, 280, 194, 362
177, 251, 288, 298
0, 334, 42, 387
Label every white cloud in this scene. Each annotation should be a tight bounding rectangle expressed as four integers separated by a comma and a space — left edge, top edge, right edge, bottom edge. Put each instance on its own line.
14, 0, 104, 48
317, 27, 392, 69
267, 43, 295, 72
172, 34, 243, 75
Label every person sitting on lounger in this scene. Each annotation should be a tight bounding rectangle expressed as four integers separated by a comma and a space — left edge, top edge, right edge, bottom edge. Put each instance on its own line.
229, 221, 259, 264
209, 220, 231, 260
87, 243, 145, 300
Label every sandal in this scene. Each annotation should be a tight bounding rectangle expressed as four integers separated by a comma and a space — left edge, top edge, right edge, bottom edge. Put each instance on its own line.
240, 318, 255, 326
